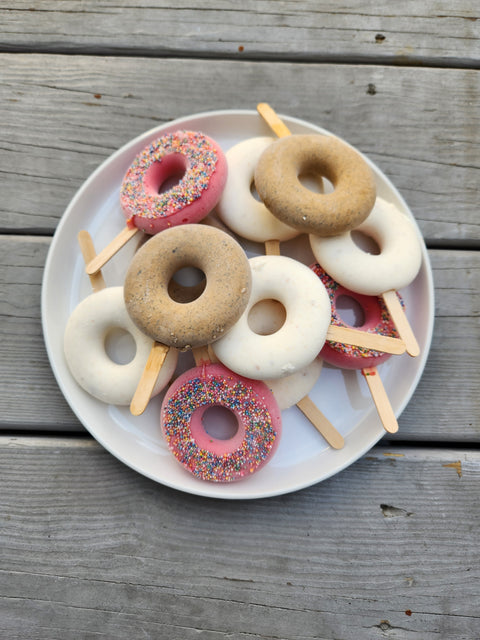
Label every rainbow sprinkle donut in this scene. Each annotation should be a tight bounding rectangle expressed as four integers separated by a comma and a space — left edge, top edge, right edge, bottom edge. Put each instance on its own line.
160, 363, 282, 483
311, 264, 402, 369
120, 130, 227, 234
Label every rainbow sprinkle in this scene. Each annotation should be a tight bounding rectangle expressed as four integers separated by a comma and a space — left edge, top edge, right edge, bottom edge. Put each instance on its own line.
162, 371, 278, 483
120, 130, 219, 221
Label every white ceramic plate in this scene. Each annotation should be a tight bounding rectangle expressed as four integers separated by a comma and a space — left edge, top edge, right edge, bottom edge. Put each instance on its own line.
42, 109, 434, 500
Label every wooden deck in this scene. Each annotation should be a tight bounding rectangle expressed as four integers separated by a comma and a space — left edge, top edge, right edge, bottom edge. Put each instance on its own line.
1, 3, 479, 638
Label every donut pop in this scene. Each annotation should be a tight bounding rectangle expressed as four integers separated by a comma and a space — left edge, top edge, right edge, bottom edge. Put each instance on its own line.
86, 130, 228, 275
160, 360, 282, 483
255, 103, 377, 237
311, 264, 400, 434
212, 254, 331, 380
124, 224, 252, 415
254, 104, 405, 358
310, 197, 422, 357
64, 232, 178, 406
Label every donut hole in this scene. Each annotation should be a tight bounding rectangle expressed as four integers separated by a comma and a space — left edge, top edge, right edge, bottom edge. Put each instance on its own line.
168, 266, 206, 303
296, 158, 333, 194
336, 295, 366, 328
298, 171, 325, 194
144, 154, 187, 196
351, 230, 381, 255
104, 327, 137, 365
250, 179, 262, 202
201, 406, 239, 441
248, 299, 286, 335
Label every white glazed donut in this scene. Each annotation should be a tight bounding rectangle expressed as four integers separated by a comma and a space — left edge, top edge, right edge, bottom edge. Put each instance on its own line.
246, 297, 324, 408
212, 255, 331, 380
216, 137, 299, 242
265, 358, 324, 410
309, 197, 423, 296
64, 287, 178, 405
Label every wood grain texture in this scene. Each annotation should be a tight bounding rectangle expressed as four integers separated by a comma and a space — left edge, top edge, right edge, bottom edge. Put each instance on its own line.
1, 5, 479, 638
1, 0, 479, 67
1, 436, 479, 640
0, 236, 79, 429
0, 54, 479, 243
0, 237, 478, 442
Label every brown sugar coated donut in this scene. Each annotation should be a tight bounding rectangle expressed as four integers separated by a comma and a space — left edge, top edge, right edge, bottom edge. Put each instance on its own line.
123, 224, 252, 350
254, 134, 377, 236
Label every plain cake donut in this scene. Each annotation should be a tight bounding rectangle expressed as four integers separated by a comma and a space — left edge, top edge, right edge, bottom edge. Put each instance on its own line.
254, 134, 376, 236
124, 224, 252, 350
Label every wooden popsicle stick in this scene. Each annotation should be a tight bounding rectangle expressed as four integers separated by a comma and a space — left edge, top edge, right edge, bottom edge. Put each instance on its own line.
192, 345, 211, 366
86, 225, 139, 275
130, 341, 170, 416
77, 229, 169, 417
361, 367, 398, 434
326, 325, 406, 355
382, 289, 420, 357
296, 395, 345, 449
77, 230, 106, 292
264, 239, 281, 256
207, 344, 220, 364
257, 103, 292, 138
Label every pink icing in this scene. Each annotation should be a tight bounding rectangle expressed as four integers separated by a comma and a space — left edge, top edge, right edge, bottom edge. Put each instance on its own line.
311, 263, 401, 370
120, 130, 228, 234
160, 362, 282, 482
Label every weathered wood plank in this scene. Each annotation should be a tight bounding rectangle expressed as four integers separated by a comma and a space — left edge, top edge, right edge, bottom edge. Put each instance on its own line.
1, 436, 479, 639
394, 249, 480, 442
0, 236, 79, 430
0, 236, 478, 441
1, 0, 479, 67
1, 54, 479, 243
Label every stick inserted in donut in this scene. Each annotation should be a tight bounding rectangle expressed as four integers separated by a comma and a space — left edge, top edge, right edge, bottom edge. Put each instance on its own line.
255, 102, 405, 355
311, 264, 400, 434
310, 196, 422, 357
64, 232, 178, 407
124, 224, 252, 415
255, 103, 376, 237
86, 130, 228, 275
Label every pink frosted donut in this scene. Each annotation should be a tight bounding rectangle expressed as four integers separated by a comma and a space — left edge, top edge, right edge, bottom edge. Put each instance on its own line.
160, 363, 282, 482
311, 264, 402, 369
120, 130, 228, 234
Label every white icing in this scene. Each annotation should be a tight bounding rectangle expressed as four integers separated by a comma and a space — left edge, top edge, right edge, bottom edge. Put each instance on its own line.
309, 197, 423, 296
216, 136, 299, 242
64, 287, 178, 405
212, 255, 330, 380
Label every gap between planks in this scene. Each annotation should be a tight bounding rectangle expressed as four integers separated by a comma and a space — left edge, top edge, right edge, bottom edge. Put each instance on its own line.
0, 46, 479, 71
